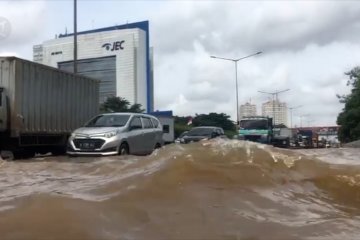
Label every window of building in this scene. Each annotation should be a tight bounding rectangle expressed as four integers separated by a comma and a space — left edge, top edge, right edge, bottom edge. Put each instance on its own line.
163, 125, 169, 133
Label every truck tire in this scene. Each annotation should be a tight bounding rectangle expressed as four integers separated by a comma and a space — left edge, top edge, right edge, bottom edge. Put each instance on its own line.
23, 150, 35, 159
11, 149, 34, 160
286, 139, 290, 148
12, 151, 22, 160
267, 136, 272, 144
51, 147, 66, 156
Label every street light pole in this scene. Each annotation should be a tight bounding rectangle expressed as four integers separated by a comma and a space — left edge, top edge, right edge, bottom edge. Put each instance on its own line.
288, 105, 302, 129
258, 89, 290, 125
234, 61, 239, 125
211, 51, 262, 125
74, 0, 78, 74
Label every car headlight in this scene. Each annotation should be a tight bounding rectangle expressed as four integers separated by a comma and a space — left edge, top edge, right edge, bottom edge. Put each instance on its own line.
104, 131, 118, 138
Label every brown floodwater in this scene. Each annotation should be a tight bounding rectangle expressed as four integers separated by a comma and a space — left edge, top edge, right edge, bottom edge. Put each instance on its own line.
1, 140, 360, 240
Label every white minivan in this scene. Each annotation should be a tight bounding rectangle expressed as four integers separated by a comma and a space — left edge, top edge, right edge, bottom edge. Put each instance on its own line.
67, 113, 163, 156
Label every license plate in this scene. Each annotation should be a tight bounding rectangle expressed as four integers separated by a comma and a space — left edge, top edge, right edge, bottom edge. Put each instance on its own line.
80, 142, 95, 149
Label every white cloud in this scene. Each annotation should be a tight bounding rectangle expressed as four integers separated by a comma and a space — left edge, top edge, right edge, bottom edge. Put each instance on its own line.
148, 1, 360, 126
0, 0, 47, 57
2, 0, 360, 127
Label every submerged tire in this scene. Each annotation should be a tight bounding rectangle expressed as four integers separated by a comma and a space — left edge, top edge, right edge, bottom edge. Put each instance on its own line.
119, 143, 129, 155
9, 149, 35, 160
23, 150, 35, 159
51, 147, 66, 156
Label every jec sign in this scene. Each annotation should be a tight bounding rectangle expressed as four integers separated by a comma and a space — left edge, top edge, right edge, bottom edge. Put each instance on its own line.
102, 41, 125, 52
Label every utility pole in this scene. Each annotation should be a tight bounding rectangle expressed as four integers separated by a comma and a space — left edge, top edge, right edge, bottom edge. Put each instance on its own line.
288, 105, 302, 128
299, 114, 309, 128
74, 0, 78, 74
258, 89, 290, 126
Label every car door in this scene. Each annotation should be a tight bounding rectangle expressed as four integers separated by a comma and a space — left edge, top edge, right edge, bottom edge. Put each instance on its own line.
152, 118, 163, 146
141, 117, 155, 153
127, 116, 144, 154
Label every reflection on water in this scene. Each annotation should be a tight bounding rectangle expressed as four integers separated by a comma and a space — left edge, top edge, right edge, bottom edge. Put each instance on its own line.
1, 140, 360, 240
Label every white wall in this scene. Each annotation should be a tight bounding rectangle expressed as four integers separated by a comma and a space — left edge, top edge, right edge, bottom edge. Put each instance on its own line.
158, 117, 174, 143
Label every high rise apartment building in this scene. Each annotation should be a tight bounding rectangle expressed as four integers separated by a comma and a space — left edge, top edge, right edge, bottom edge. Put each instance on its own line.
262, 100, 288, 126
239, 102, 257, 119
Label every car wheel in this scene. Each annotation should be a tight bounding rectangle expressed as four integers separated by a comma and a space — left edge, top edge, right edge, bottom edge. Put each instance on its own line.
119, 143, 129, 155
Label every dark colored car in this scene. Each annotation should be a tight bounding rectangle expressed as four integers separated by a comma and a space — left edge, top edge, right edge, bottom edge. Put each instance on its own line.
178, 126, 225, 144
175, 131, 189, 143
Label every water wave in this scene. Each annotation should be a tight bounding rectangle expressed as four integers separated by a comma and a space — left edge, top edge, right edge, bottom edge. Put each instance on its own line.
1, 139, 360, 239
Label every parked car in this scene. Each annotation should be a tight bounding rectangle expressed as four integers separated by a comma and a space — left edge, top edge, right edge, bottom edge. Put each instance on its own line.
67, 113, 163, 156
178, 126, 225, 144
175, 131, 189, 143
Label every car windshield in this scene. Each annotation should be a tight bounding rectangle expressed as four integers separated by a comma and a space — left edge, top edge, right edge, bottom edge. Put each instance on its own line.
85, 114, 130, 127
187, 128, 213, 136
240, 120, 268, 130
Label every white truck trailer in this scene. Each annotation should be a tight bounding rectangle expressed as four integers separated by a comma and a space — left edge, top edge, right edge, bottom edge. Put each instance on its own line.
0, 57, 99, 159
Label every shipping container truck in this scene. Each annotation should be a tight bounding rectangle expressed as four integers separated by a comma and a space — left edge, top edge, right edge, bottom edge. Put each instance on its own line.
0, 57, 99, 159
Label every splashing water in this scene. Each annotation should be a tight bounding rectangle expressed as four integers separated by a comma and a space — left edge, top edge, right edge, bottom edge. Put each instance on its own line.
1, 139, 360, 240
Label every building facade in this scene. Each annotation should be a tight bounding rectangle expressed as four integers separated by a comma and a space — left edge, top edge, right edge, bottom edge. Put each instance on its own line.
33, 21, 154, 112
262, 100, 288, 126
239, 102, 257, 119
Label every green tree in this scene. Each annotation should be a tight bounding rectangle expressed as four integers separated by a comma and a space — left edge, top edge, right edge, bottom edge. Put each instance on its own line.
337, 67, 360, 143
174, 116, 192, 138
192, 112, 236, 131
100, 96, 145, 113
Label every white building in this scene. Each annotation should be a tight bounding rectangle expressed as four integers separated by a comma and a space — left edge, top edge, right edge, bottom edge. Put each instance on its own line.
33, 21, 154, 112
149, 111, 174, 143
239, 102, 257, 119
262, 100, 288, 126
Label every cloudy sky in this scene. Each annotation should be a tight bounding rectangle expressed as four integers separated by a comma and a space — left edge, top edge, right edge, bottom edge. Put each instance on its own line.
1, 0, 360, 127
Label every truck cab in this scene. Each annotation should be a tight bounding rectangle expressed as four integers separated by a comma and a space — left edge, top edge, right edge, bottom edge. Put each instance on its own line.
237, 116, 273, 144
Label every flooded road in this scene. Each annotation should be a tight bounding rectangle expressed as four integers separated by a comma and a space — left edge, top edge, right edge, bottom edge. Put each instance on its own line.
1, 140, 360, 240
